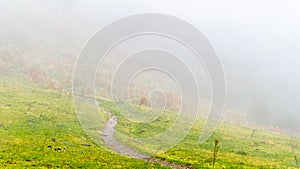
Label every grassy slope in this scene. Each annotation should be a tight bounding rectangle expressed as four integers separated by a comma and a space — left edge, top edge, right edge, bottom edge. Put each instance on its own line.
99, 99, 300, 169
1, 77, 299, 168
0, 77, 166, 168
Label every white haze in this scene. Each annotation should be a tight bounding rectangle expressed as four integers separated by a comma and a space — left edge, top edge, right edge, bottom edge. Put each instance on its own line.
1, 0, 300, 132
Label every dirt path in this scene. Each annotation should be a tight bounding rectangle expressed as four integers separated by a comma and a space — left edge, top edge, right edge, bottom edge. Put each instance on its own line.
100, 109, 194, 169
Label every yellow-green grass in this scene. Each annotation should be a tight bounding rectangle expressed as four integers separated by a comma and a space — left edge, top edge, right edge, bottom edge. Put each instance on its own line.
0, 77, 166, 168
1, 76, 299, 168
99, 99, 300, 168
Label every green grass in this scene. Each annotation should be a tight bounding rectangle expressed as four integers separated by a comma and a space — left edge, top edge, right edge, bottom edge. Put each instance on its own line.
0, 77, 166, 168
1, 76, 299, 168
99, 98, 300, 168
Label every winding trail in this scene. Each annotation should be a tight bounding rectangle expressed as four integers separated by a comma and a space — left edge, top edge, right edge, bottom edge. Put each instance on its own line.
100, 109, 194, 169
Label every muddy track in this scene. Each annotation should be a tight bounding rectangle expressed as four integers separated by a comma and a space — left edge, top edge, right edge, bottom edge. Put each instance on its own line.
100, 109, 194, 169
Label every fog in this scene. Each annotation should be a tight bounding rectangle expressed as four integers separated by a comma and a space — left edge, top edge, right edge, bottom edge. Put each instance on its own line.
1, 0, 300, 133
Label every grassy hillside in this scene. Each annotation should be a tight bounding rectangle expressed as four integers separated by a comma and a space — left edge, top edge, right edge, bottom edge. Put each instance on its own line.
99, 100, 300, 168
0, 77, 299, 168
0, 77, 165, 168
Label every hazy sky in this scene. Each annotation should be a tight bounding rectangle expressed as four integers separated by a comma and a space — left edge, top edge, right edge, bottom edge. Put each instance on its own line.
1, 0, 300, 129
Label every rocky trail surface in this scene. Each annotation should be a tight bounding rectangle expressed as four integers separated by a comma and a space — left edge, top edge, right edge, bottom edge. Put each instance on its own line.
100, 109, 194, 169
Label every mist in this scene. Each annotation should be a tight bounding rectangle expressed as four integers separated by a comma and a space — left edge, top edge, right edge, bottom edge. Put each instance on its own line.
1, 0, 300, 133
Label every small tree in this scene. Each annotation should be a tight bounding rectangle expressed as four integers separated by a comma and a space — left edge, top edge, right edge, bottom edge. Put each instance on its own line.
139, 96, 148, 107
